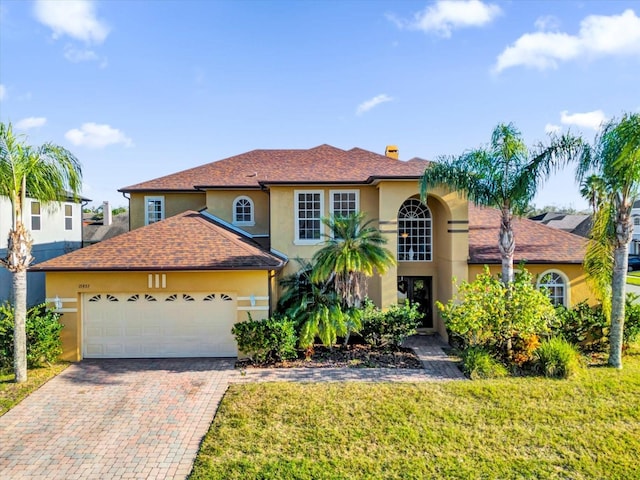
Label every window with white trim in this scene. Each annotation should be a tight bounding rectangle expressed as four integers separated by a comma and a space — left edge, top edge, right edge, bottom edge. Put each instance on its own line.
144, 196, 165, 225
538, 271, 567, 307
64, 204, 73, 230
233, 196, 254, 226
634, 216, 640, 227
31, 201, 41, 231
295, 190, 323, 243
330, 190, 359, 218
398, 199, 432, 261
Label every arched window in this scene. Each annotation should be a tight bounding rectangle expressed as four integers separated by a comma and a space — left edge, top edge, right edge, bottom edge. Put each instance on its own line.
538, 271, 567, 307
398, 199, 432, 261
233, 196, 254, 226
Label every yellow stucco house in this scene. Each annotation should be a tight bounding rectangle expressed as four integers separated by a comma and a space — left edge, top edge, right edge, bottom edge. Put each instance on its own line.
31, 145, 589, 361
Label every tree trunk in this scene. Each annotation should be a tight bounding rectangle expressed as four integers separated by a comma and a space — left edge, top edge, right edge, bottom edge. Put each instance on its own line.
609, 245, 628, 369
498, 208, 515, 284
6, 222, 33, 383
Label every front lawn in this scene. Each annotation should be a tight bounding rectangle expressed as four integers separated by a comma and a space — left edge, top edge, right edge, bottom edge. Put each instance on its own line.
628, 271, 640, 286
191, 347, 640, 480
0, 363, 69, 416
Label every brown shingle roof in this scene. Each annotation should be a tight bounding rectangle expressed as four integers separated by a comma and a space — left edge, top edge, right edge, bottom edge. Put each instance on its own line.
468, 204, 586, 264
119, 145, 429, 192
31, 211, 286, 271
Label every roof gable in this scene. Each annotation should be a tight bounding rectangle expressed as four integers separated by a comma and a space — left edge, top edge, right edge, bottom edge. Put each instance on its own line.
31, 211, 285, 271
120, 144, 429, 192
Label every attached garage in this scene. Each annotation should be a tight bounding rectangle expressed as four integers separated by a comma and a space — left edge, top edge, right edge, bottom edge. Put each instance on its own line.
82, 292, 238, 358
30, 211, 286, 361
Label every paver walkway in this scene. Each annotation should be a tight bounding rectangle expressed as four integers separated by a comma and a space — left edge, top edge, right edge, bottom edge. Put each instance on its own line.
0, 334, 463, 479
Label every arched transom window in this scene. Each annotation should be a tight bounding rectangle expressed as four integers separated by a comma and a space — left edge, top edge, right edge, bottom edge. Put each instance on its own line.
538, 271, 567, 307
233, 196, 254, 226
398, 199, 432, 261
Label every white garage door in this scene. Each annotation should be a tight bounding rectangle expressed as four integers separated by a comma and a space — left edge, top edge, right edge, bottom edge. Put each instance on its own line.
83, 292, 237, 358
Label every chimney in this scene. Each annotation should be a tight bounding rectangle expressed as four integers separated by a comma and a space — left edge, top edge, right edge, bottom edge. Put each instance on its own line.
102, 201, 112, 226
385, 145, 399, 159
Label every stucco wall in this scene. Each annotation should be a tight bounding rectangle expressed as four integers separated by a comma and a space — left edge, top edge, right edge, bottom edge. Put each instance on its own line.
45, 270, 271, 361
204, 189, 270, 235
129, 192, 206, 230
467, 263, 591, 307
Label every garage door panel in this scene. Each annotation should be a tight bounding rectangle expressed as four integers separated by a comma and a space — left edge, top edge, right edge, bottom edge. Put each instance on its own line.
83, 292, 238, 358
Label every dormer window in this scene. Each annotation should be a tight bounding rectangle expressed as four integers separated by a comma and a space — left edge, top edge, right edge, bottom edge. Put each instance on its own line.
233, 196, 255, 226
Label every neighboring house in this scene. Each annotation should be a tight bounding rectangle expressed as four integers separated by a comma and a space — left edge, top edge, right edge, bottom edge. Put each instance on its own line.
632, 200, 640, 256
529, 212, 592, 238
1, 194, 86, 306
83, 202, 129, 246
31, 145, 590, 361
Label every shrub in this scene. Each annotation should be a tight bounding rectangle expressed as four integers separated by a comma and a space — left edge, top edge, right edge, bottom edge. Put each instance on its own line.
624, 293, 640, 347
552, 302, 608, 352
0, 302, 63, 370
459, 346, 508, 380
360, 300, 421, 348
437, 266, 555, 362
534, 337, 583, 378
232, 314, 298, 364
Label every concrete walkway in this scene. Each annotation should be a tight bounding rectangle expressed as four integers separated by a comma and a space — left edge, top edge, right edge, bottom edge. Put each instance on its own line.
0, 335, 463, 479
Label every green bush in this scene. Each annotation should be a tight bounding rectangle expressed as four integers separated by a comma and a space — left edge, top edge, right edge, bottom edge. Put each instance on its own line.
232, 315, 298, 364
360, 300, 421, 348
624, 293, 640, 347
459, 346, 508, 380
534, 337, 583, 378
0, 302, 63, 370
552, 302, 608, 352
437, 266, 555, 362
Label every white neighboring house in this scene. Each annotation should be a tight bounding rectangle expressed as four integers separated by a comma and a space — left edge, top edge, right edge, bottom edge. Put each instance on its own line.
633, 199, 640, 256
0, 195, 87, 306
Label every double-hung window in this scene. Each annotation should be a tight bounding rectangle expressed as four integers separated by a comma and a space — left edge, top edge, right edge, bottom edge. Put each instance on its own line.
330, 190, 359, 218
295, 190, 323, 243
145, 196, 165, 225
64, 204, 73, 230
31, 201, 41, 231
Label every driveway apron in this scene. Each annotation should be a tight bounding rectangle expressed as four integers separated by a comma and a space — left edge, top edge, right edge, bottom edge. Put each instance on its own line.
0, 358, 235, 480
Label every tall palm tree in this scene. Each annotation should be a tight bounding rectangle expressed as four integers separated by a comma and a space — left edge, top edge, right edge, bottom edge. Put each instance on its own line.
0, 123, 82, 383
420, 123, 582, 284
577, 113, 640, 369
311, 212, 396, 309
580, 174, 608, 213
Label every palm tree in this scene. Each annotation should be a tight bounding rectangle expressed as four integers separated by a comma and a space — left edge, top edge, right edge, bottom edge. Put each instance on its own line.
420, 122, 582, 284
311, 213, 396, 344
580, 174, 607, 213
577, 113, 640, 369
0, 123, 82, 383
312, 212, 396, 308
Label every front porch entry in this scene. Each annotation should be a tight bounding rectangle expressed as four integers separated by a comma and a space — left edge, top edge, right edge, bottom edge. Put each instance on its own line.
398, 276, 433, 329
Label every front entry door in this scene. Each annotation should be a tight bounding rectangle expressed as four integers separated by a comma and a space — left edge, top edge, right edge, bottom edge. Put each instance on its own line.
398, 276, 433, 328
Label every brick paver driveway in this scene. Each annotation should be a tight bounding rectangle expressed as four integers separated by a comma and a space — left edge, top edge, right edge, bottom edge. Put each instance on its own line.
0, 358, 236, 480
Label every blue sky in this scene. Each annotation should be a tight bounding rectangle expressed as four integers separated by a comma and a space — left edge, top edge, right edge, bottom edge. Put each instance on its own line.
1, 0, 638, 210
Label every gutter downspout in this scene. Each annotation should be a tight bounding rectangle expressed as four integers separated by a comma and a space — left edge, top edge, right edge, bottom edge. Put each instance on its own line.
121, 192, 131, 231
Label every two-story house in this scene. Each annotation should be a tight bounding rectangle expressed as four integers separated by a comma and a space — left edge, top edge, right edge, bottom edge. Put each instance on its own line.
31, 145, 589, 361
1, 195, 85, 306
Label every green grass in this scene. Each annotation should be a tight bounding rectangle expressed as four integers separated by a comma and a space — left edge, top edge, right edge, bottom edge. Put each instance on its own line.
628, 271, 640, 286
191, 348, 640, 480
0, 363, 69, 416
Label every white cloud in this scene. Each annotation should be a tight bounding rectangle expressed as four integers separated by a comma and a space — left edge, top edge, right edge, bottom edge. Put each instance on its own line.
15, 117, 47, 130
544, 123, 562, 134
64, 45, 99, 62
65, 123, 133, 149
33, 0, 109, 44
494, 9, 640, 73
560, 110, 608, 131
0, 84, 5, 101
391, 0, 501, 38
356, 94, 393, 115
534, 15, 560, 32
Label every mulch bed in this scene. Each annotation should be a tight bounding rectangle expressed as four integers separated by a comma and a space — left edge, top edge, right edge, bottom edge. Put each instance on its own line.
236, 344, 423, 369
